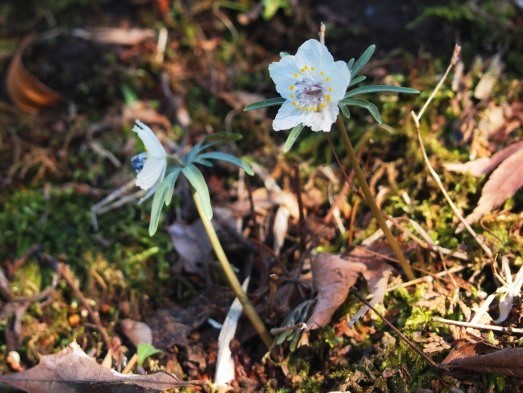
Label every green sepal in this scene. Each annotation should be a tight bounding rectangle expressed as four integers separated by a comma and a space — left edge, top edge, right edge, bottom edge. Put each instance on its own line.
339, 104, 351, 119
182, 164, 213, 220
149, 169, 181, 236
350, 44, 376, 76
343, 85, 420, 100
283, 124, 304, 153
137, 343, 162, 368
244, 97, 285, 111
349, 75, 366, 87
341, 98, 382, 124
196, 151, 254, 176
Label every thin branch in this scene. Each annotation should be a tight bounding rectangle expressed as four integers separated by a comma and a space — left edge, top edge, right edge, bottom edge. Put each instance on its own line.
410, 44, 493, 259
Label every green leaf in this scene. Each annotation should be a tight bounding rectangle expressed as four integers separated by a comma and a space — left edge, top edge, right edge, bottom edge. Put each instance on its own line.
184, 142, 214, 164
339, 104, 351, 119
204, 132, 243, 143
349, 75, 366, 87
341, 98, 382, 124
197, 152, 254, 176
244, 97, 285, 111
350, 45, 376, 76
182, 164, 213, 219
283, 124, 304, 153
148, 170, 180, 236
137, 343, 162, 368
343, 85, 420, 99
347, 58, 355, 71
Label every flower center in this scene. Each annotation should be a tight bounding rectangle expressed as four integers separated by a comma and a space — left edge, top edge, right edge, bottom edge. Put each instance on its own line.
131, 152, 147, 173
289, 67, 334, 112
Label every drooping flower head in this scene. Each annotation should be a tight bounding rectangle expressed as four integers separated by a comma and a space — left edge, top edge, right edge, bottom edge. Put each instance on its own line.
132, 120, 167, 200
268, 39, 351, 132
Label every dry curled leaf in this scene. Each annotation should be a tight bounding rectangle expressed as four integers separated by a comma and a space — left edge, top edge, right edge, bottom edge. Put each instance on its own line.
72, 28, 155, 46
461, 147, 523, 228
306, 246, 393, 330
7, 36, 64, 113
0, 341, 193, 393
444, 343, 523, 378
444, 140, 523, 176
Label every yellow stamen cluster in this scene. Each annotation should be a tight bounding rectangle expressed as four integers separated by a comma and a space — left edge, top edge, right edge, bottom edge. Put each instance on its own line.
288, 65, 332, 113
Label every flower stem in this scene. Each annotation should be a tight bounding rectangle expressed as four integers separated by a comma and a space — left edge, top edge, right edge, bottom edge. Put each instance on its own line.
335, 115, 415, 281
192, 189, 273, 348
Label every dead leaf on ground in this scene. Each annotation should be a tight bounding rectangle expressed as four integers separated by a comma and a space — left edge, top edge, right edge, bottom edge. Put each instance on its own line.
72, 28, 155, 46
306, 244, 393, 330
460, 147, 523, 229
167, 219, 213, 277
444, 140, 523, 176
7, 36, 64, 113
120, 319, 153, 347
443, 342, 523, 378
0, 341, 194, 393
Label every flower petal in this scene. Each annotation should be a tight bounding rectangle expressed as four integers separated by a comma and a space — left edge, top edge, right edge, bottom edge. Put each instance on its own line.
133, 120, 167, 159
295, 39, 334, 70
328, 61, 351, 100
268, 55, 300, 100
304, 102, 340, 132
272, 100, 305, 131
135, 156, 167, 191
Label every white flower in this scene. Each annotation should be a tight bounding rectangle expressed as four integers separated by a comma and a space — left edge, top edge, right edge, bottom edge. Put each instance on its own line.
132, 120, 167, 200
268, 39, 351, 132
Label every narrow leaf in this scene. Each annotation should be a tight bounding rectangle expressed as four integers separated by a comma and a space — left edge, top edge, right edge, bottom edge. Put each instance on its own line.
244, 97, 285, 111
283, 124, 304, 153
341, 98, 382, 124
351, 44, 376, 76
347, 58, 355, 71
338, 104, 351, 119
344, 85, 420, 99
182, 164, 213, 219
149, 171, 179, 236
184, 142, 215, 164
349, 75, 366, 87
197, 152, 254, 175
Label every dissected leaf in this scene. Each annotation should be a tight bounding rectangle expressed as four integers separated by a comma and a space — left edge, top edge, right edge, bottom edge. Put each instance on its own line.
0, 341, 191, 393
182, 164, 213, 219
462, 148, 523, 227
444, 141, 523, 176
444, 345, 523, 378
341, 98, 383, 124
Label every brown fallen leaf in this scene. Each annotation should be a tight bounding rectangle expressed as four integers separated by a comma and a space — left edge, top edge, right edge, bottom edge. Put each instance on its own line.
306, 246, 393, 330
72, 28, 155, 46
6, 36, 64, 113
444, 343, 523, 378
444, 140, 523, 176
167, 219, 213, 277
461, 147, 523, 229
0, 341, 194, 393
